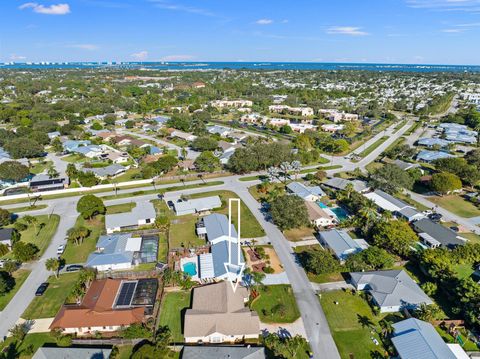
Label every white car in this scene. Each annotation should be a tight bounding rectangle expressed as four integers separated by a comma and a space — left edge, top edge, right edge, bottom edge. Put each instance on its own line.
56, 244, 66, 255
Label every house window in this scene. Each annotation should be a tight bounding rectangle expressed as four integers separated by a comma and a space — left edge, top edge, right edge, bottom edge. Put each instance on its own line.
145, 218, 151, 224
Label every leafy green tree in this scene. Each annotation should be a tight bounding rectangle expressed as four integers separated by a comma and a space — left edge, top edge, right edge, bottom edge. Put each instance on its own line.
191, 136, 218, 151
270, 195, 309, 230
345, 246, 394, 271
4, 138, 44, 159
297, 248, 340, 275
9, 323, 28, 342
0, 161, 29, 182
77, 171, 99, 187
194, 151, 220, 172
263, 333, 308, 359
51, 137, 63, 153
2, 261, 17, 274
414, 303, 442, 322
45, 257, 61, 278
421, 282, 438, 296
431, 172, 462, 194
76, 194, 105, 219
369, 164, 414, 193
0, 208, 12, 226
0, 270, 15, 295
125, 120, 135, 129
91, 122, 103, 131
12, 242, 39, 262
153, 155, 178, 174
371, 220, 417, 256
66, 163, 78, 178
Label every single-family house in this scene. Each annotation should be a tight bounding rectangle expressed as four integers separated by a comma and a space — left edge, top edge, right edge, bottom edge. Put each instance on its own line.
198, 213, 238, 245
286, 182, 326, 201
397, 207, 425, 222
86, 233, 158, 271
393, 159, 421, 172
363, 189, 411, 212
207, 125, 232, 138
74, 145, 103, 158
413, 218, 466, 249
350, 270, 434, 313
62, 140, 91, 153
391, 318, 468, 359
322, 178, 369, 193
171, 130, 197, 142
417, 138, 451, 149
0, 228, 14, 248
172, 196, 222, 216
319, 229, 366, 262
305, 201, 337, 228
105, 201, 156, 234
50, 278, 157, 335
181, 346, 266, 359
32, 347, 112, 359
184, 281, 260, 343
82, 164, 126, 180
416, 150, 454, 163
47, 131, 61, 140
29, 174, 69, 192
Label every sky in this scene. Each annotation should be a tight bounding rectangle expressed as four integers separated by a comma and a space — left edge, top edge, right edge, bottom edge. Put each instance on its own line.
1, 0, 480, 65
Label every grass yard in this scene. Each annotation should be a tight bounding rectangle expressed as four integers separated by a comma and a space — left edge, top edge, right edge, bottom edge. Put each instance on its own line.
284, 227, 316, 242
158, 232, 168, 262
427, 195, 480, 218
292, 245, 345, 283
169, 215, 205, 249
0, 332, 56, 359
22, 272, 80, 319
113, 168, 142, 182
436, 326, 479, 351
61, 215, 104, 264
453, 263, 475, 280
0, 269, 31, 310
251, 285, 300, 323
358, 136, 388, 158
7, 204, 48, 213
158, 290, 192, 342
320, 290, 400, 359
188, 190, 265, 238
365, 161, 383, 173
460, 232, 480, 244
61, 154, 84, 163
396, 192, 430, 211
8, 215, 60, 258
106, 202, 136, 214
29, 161, 53, 175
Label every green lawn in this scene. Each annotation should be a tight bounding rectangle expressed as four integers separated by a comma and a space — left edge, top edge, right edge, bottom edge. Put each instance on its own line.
61, 215, 104, 264
113, 168, 142, 182
61, 154, 85, 163
158, 290, 192, 342
30, 161, 53, 175
189, 190, 265, 238
117, 345, 134, 359
158, 232, 168, 262
428, 195, 480, 218
0, 332, 56, 359
293, 245, 345, 283
169, 215, 205, 249
251, 285, 300, 323
453, 263, 475, 280
320, 290, 400, 359
358, 136, 388, 158
106, 202, 136, 214
8, 215, 60, 258
436, 326, 479, 351
284, 227, 316, 242
0, 269, 31, 310
460, 232, 480, 244
22, 272, 80, 319
7, 205, 48, 213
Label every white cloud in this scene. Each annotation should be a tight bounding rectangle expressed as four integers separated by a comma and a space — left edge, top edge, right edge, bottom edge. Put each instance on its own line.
19, 2, 71, 15
327, 26, 369, 36
161, 54, 195, 61
131, 51, 149, 61
406, 0, 480, 12
10, 54, 27, 61
256, 18, 273, 25
441, 28, 464, 32
67, 44, 99, 50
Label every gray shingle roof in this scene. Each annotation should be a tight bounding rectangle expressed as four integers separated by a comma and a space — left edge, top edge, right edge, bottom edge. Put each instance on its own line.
212, 240, 244, 278
173, 196, 222, 215
286, 181, 325, 199
392, 318, 456, 359
413, 218, 465, 248
323, 178, 368, 192
373, 189, 410, 210
86, 233, 135, 267
105, 201, 156, 230
319, 229, 362, 260
182, 346, 266, 359
350, 270, 433, 309
203, 213, 238, 243
32, 347, 112, 359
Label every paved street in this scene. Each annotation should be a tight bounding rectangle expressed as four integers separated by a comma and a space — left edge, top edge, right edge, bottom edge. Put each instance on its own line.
0, 200, 78, 339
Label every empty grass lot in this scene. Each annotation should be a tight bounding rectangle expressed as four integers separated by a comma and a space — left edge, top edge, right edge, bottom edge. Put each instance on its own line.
22, 272, 80, 319
158, 290, 192, 342
169, 215, 204, 249
320, 290, 401, 359
188, 190, 265, 238
7, 215, 60, 258
427, 194, 480, 218
61, 215, 104, 264
0, 269, 31, 310
293, 245, 345, 283
251, 285, 300, 323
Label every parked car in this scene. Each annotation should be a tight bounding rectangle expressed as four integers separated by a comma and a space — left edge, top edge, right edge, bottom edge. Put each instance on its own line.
57, 244, 66, 255
450, 226, 460, 233
65, 264, 83, 272
167, 200, 174, 208
35, 283, 49, 296
428, 213, 443, 222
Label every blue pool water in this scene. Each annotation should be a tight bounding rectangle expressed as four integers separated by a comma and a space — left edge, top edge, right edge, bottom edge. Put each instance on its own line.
331, 207, 348, 221
183, 262, 197, 276
318, 202, 328, 209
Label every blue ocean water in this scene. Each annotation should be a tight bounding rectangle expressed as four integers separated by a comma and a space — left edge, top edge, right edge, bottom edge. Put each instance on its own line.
1, 61, 480, 72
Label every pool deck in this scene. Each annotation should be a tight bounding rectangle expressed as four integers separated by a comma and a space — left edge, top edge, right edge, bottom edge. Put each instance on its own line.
180, 256, 199, 280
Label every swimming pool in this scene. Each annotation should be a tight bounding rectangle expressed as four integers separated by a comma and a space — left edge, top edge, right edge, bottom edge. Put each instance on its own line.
330, 207, 348, 221
318, 202, 328, 209
183, 262, 197, 276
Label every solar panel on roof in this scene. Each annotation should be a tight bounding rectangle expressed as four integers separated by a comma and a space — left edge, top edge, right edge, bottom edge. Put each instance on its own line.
115, 281, 137, 307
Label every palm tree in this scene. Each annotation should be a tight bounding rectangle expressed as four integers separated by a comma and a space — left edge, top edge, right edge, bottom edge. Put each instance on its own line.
415, 303, 442, 323
23, 215, 38, 234
357, 314, 375, 329
47, 166, 59, 179
45, 257, 60, 279
379, 319, 394, 338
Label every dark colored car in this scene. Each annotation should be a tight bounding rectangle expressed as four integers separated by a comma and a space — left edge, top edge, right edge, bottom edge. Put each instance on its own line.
35, 282, 49, 296
167, 200, 174, 208
429, 213, 443, 222
66, 264, 83, 272
450, 226, 460, 233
